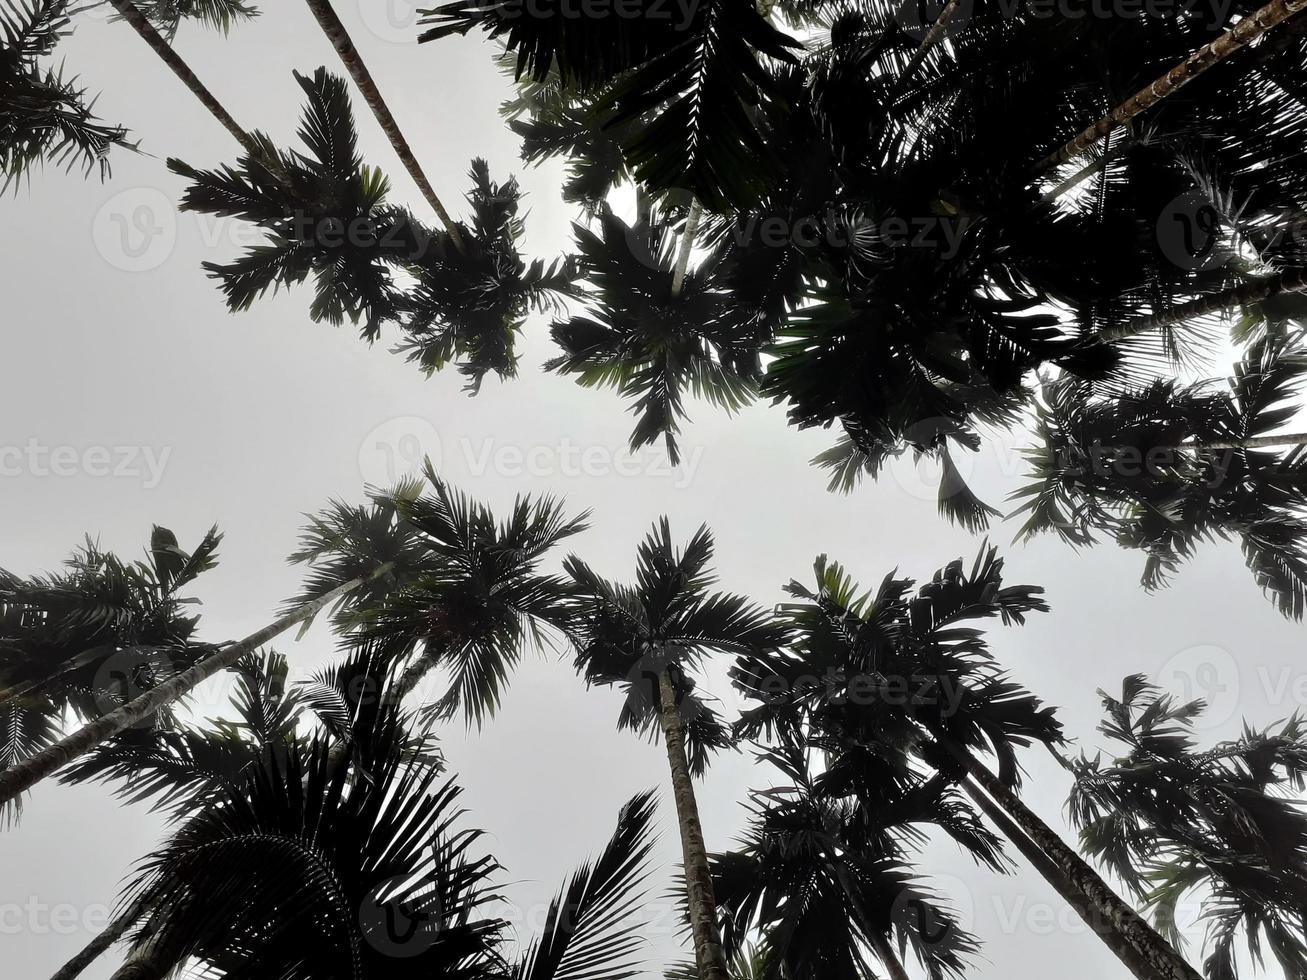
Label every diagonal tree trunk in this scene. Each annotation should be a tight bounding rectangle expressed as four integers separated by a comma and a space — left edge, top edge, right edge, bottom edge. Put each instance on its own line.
1102, 267, 1307, 340
1039, 0, 1307, 171
960, 776, 1159, 980
657, 670, 730, 980
51, 895, 148, 980
892, 0, 965, 95
867, 928, 912, 980
826, 852, 912, 980
0, 571, 387, 809
103, 0, 265, 162
945, 741, 1202, 980
300, 0, 464, 248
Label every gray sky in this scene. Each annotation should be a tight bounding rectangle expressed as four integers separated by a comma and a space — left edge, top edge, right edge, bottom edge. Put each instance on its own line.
2, 4, 1305, 978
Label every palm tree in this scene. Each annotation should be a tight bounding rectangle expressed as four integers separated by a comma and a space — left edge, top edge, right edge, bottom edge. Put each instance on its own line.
1, 0, 131, 188
1012, 336, 1307, 618
0, 525, 221, 822
81, 655, 659, 980
288, 465, 589, 727
711, 741, 983, 980
167, 67, 419, 335
50, 650, 304, 980
563, 520, 789, 980
732, 546, 1203, 980
418, 0, 800, 210
0, 518, 400, 811
546, 208, 763, 463
1069, 675, 1307, 980
398, 159, 578, 391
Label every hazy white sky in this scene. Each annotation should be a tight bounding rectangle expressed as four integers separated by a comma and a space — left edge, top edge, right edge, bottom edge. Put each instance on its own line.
2, 4, 1304, 978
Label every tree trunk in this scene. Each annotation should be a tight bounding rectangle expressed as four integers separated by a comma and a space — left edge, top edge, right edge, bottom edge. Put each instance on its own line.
322, 643, 442, 774
0, 573, 381, 809
656, 670, 729, 980
1102, 267, 1307, 339
670, 200, 702, 298
1039, 0, 1307, 171
51, 895, 147, 980
868, 928, 912, 980
103, 0, 265, 161
300, 0, 464, 248
827, 853, 912, 980
893, 0, 964, 93
949, 744, 1201, 980
961, 777, 1159, 980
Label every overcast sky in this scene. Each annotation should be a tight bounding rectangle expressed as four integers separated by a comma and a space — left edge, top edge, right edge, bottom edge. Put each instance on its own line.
2, 4, 1305, 978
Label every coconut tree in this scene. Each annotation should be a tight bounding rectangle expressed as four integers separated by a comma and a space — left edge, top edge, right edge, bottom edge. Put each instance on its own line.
732, 546, 1203, 980
1069, 675, 1307, 980
1012, 336, 1307, 618
709, 740, 983, 980
1, 0, 131, 187
288, 464, 589, 726
562, 519, 790, 980
84, 654, 659, 980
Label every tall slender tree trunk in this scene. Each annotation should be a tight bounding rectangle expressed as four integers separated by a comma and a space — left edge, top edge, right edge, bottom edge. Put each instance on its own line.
322, 643, 444, 774
961, 777, 1159, 980
868, 929, 912, 980
945, 742, 1201, 980
656, 670, 729, 980
893, 0, 964, 93
300, 0, 464, 248
827, 853, 912, 980
671, 201, 702, 298
0, 572, 386, 809
51, 896, 147, 980
1103, 267, 1307, 339
1039, 0, 1307, 171
103, 0, 265, 161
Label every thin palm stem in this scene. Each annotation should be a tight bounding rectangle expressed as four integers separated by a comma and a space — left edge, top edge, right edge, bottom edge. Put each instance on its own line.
948, 741, 1201, 980
960, 777, 1158, 980
657, 669, 730, 980
1039, 0, 1307, 171
300, 0, 465, 249
1103, 267, 1307, 338
103, 0, 265, 162
0, 569, 390, 809
893, 0, 963, 94
671, 200, 702, 297
50, 895, 147, 980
